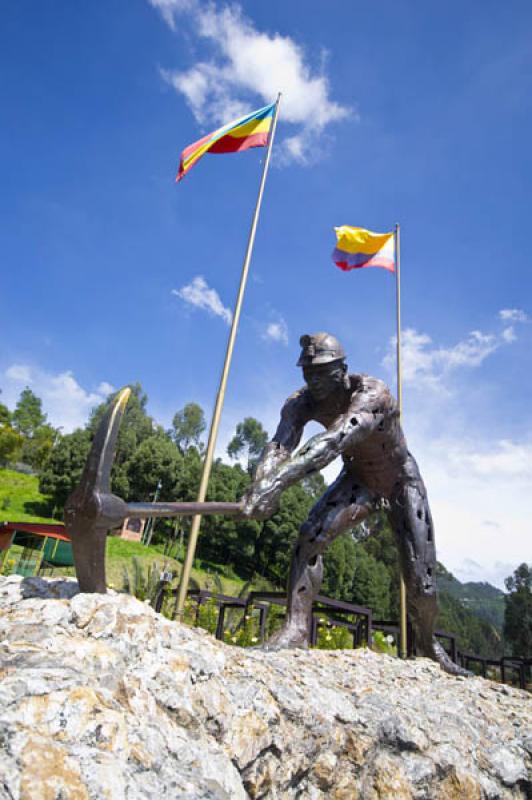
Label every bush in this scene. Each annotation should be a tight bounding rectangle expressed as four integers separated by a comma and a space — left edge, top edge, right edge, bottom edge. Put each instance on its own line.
314, 618, 354, 650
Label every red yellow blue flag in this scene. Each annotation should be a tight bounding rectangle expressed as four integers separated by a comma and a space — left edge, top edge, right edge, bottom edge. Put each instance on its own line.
176, 102, 275, 182
333, 226, 395, 273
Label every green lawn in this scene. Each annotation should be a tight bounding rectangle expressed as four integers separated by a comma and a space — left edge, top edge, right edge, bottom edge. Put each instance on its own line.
105, 537, 247, 595
0, 469, 54, 523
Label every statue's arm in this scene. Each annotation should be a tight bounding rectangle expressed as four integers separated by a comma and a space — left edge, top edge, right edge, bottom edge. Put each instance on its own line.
252, 393, 307, 483
242, 382, 391, 518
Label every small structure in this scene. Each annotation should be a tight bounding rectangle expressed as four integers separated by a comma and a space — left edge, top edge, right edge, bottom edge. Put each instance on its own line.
115, 517, 146, 543
0, 521, 74, 576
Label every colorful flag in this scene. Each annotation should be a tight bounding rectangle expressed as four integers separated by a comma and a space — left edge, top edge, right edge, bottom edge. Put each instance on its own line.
176, 102, 275, 182
332, 226, 395, 273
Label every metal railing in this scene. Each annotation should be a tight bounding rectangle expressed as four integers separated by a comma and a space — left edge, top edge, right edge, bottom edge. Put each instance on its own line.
166, 588, 530, 691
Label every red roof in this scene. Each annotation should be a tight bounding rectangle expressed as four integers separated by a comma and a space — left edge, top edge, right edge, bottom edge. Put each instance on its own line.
0, 521, 71, 542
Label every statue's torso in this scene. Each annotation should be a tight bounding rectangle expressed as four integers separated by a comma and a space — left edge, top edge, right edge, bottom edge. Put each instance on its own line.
288, 374, 418, 497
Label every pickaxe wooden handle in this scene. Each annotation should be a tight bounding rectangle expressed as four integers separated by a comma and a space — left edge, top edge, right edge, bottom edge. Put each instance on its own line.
64, 388, 242, 593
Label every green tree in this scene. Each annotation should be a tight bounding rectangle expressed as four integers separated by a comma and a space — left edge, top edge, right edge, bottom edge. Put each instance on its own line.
0, 424, 24, 466
8, 387, 58, 469
437, 590, 502, 657
192, 459, 261, 571
88, 383, 154, 470
20, 423, 57, 471
87, 383, 156, 498
348, 545, 391, 619
252, 483, 316, 583
504, 563, 532, 657
360, 512, 401, 618
322, 534, 357, 601
39, 428, 92, 514
126, 433, 183, 502
12, 388, 47, 438
227, 417, 268, 472
0, 396, 11, 426
172, 402, 206, 451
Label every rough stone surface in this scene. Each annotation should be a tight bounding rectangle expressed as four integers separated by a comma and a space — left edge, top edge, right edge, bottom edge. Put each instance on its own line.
0, 575, 530, 799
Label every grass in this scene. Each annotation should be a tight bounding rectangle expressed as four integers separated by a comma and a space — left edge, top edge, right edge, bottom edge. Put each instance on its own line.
105, 538, 247, 595
0, 469, 54, 523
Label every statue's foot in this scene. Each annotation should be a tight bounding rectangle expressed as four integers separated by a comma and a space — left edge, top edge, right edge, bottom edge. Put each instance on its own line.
260, 624, 309, 652
425, 637, 473, 677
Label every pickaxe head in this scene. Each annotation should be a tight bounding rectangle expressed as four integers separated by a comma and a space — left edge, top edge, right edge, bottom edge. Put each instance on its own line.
64, 387, 244, 594
64, 388, 131, 593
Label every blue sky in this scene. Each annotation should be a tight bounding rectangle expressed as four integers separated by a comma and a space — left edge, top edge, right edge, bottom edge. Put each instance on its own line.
1, 0, 531, 588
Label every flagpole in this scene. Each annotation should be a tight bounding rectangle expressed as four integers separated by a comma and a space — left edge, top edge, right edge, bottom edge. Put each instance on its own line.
394, 222, 408, 659
175, 93, 282, 618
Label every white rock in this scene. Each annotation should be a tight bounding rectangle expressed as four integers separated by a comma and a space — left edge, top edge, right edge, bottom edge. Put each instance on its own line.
0, 576, 530, 799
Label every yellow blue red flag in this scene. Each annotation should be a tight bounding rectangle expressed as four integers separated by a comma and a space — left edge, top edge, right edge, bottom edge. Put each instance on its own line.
333, 226, 395, 273
176, 102, 275, 182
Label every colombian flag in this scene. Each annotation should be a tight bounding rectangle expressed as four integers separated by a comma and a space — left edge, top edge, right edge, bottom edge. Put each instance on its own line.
176, 102, 275, 182
333, 226, 395, 273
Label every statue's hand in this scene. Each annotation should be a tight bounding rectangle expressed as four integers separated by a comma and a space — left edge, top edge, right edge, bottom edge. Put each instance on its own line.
253, 442, 290, 483
240, 479, 282, 520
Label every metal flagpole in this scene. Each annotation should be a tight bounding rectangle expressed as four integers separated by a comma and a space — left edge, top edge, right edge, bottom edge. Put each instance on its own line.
175, 93, 282, 618
394, 222, 408, 659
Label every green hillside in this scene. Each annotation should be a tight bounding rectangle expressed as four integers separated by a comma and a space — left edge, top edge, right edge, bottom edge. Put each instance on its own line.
436, 563, 505, 630
0, 469, 54, 523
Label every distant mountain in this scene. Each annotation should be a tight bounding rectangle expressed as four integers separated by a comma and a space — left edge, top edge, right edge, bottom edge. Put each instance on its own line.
436, 563, 506, 631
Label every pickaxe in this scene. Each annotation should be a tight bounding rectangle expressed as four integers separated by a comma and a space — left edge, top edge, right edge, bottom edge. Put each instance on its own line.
64, 388, 242, 593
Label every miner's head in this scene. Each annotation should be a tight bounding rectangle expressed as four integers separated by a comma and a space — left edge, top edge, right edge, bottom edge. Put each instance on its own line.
297, 332, 348, 401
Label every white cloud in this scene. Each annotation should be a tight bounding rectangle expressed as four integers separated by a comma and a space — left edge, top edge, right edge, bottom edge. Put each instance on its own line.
383, 325, 512, 392
453, 559, 516, 589
5, 364, 33, 384
147, 0, 195, 29
97, 381, 115, 396
2, 365, 113, 432
172, 276, 232, 324
375, 317, 530, 587
445, 438, 532, 485
152, 1, 351, 164
499, 308, 529, 323
378, 320, 530, 587
263, 318, 288, 345
501, 326, 516, 343
409, 431, 532, 590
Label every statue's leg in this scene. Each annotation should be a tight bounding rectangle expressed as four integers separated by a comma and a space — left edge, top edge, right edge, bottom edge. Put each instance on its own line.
263, 470, 376, 650
388, 474, 471, 676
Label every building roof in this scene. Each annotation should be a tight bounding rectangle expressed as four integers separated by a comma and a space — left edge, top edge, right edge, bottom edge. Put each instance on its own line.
0, 521, 70, 542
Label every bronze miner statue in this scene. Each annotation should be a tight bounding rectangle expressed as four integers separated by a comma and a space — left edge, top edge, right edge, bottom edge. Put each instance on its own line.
65, 334, 468, 675
241, 332, 468, 676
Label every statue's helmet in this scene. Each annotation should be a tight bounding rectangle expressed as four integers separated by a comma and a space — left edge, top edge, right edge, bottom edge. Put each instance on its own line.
297, 332, 346, 367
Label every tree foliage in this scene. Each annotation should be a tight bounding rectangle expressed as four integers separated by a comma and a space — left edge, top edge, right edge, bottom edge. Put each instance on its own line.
504, 563, 532, 657
12, 388, 47, 438
172, 402, 206, 452
0, 387, 57, 470
0, 399, 11, 426
126, 433, 183, 502
39, 429, 92, 513
227, 417, 268, 472
0, 424, 24, 466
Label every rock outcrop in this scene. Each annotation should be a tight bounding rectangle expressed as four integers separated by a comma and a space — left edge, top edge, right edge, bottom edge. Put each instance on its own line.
0, 575, 530, 799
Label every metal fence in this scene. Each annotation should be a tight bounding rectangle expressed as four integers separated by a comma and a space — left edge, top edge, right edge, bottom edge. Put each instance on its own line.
169, 587, 530, 692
